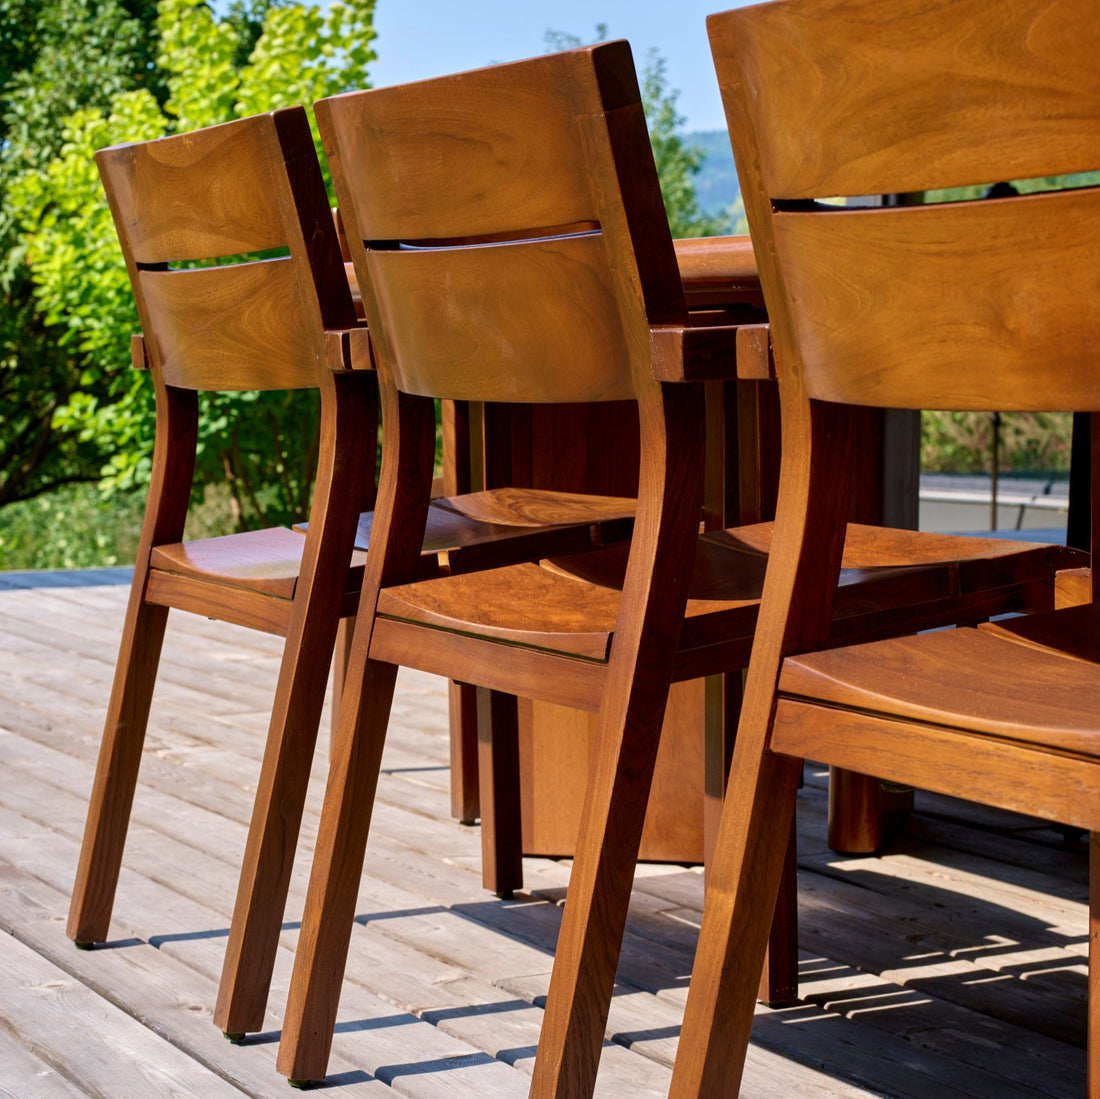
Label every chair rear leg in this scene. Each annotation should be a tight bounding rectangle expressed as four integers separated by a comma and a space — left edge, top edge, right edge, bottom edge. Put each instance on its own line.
1089, 831, 1098, 1098
476, 687, 523, 897
529, 674, 676, 1098
276, 656, 400, 1083
68, 593, 169, 946
759, 818, 799, 1006
450, 681, 480, 824
706, 671, 799, 1005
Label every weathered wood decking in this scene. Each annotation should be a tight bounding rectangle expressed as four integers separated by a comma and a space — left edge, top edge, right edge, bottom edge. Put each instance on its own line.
0, 571, 1089, 1097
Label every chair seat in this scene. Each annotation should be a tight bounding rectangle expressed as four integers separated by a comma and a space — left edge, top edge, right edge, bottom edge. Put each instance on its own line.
980, 602, 1100, 663
296, 489, 637, 578
705, 521, 1078, 574
433, 488, 636, 529
377, 558, 621, 661
151, 527, 367, 599
375, 522, 1079, 664
361, 489, 635, 574
779, 627, 1100, 757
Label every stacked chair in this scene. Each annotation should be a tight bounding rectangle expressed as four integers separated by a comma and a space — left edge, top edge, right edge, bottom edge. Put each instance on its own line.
270, 42, 1081, 1093
672, 0, 1100, 1094
69, 105, 635, 1040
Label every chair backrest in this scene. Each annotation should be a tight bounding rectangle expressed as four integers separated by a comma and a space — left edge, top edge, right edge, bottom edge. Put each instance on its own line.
314, 41, 688, 405
97, 107, 356, 393
709, 0, 1100, 412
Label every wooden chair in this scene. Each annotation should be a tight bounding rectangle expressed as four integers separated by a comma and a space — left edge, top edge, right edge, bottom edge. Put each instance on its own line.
68, 106, 635, 1043
67, 108, 378, 1033
269, 42, 1082, 1093
673, 1, 1100, 1094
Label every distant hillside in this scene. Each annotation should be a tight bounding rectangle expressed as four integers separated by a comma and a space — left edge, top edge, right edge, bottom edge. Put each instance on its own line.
688, 129, 741, 222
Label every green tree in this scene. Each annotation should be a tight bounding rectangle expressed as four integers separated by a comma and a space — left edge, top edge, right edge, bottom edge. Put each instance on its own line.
544, 25, 726, 238
0, 0, 162, 508
6, 0, 377, 530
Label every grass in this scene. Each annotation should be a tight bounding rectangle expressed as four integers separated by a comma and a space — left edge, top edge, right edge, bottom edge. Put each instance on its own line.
0, 482, 239, 571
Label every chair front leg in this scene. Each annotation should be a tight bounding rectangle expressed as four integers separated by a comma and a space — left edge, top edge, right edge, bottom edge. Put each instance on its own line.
670, 748, 803, 1098
276, 656, 400, 1083
214, 597, 349, 1037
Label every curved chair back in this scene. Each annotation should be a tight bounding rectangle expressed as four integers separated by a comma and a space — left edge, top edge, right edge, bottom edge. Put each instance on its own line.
315, 41, 688, 404
97, 108, 356, 392
709, 0, 1100, 411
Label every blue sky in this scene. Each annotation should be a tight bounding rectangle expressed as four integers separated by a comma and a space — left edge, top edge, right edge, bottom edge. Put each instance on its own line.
368, 2, 751, 133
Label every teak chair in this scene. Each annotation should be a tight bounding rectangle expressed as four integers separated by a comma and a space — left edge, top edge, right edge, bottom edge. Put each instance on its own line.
268, 43, 1082, 1094
673, 0, 1100, 1094
69, 106, 635, 1041
67, 109, 378, 1029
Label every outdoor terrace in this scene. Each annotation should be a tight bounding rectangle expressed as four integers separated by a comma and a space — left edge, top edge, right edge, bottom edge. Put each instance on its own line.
0, 569, 1088, 1097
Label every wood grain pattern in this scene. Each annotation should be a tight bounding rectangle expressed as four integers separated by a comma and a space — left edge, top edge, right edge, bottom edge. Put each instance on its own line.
980, 603, 1100, 662
137, 260, 323, 392
96, 114, 293, 262
285, 42, 708, 1095
708, 0, 1100, 202
678, 2, 1100, 1094
363, 237, 636, 403
780, 629, 1100, 756
72, 108, 380, 1058
773, 191, 1100, 410
316, 53, 603, 244
149, 528, 319, 600
772, 700, 1100, 834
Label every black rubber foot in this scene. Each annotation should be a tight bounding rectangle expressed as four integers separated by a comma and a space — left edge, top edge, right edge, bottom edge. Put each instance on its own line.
223, 1032, 246, 1044
287, 1079, 315, 1090
73, 940, 95, 951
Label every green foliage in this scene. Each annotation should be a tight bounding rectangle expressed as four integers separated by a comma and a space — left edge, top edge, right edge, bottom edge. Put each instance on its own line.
923, 171, 1100, 206
5, 0, 378, 535
0, 483, 147, 570
544, 26, 727, 238
0, 0, 162, 508
0, 479, 245, 570
639, 51, 728, 239
921, 411, 1073, 474
685, 129, 746, 231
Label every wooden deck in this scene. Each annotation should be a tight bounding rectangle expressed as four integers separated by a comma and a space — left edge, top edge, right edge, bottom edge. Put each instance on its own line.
0, 570, 1089, 1097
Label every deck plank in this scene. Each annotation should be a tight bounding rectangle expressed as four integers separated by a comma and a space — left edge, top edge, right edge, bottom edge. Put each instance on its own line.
0, 575, 1091, 1096
0, 927, 252, 1098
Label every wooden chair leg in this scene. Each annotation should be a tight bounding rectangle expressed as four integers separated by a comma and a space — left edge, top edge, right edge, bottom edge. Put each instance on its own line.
828, 767, 914, 854
449, 681, 480, 824
330, 616, 352, 750
529, 678, 676, 1097
475, 687, 522, 897
277, 656, 399, 1083
758, 817, 799, 1006
1089, 832, 1098, 1099
670, 750, 803, 1099
67, 591, 169, 945
705, 672, 799, 1005
213, 606, 346, 1037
